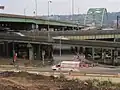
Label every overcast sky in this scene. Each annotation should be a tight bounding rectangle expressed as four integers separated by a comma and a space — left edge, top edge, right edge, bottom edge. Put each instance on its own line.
1, 0, 120, 16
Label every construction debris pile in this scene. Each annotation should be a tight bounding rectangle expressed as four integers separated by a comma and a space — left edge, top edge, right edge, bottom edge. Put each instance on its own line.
0, 71, 119, 90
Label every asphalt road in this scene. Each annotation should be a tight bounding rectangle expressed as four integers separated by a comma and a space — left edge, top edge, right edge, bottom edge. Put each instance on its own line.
0, 65, 120, 75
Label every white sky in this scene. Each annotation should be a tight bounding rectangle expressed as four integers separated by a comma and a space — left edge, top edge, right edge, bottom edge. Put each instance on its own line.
0, 0, 120, 16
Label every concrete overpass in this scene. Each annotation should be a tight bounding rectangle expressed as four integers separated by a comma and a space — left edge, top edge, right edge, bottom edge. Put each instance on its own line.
0, 32, 120, 48
0, 13, 80, 30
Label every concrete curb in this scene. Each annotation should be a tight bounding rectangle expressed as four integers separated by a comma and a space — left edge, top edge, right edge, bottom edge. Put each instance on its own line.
69, 72, 120, 78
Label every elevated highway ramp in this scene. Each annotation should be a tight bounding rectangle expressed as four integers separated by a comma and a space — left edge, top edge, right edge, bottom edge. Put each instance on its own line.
22, 30, 120, 36
0, 32, 120, 48
54, 39, 120, 48
22, 30, 120, 40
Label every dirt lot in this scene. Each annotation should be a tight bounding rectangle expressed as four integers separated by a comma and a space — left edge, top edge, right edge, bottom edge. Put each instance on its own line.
0, 72, 119, 90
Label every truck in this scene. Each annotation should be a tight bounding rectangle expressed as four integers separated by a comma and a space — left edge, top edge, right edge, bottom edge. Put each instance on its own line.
51, 61, 92, 72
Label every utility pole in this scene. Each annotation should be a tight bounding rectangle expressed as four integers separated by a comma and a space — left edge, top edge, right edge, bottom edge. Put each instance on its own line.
0, 6, 4, 27
72, 0, 74, 16
35, 0, 38, 30
60, 38, 62, 56
48, 0, 52, 41
117, 16, 120, 29
33, 0, 38, 40
24, 8, 27, 30
71, 0, 74, 30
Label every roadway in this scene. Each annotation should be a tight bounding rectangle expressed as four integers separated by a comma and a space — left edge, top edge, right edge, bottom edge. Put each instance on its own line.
1, 67, 120, 83
0, 64, 120, 74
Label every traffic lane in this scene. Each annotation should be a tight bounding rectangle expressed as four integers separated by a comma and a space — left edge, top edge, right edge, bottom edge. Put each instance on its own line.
0, 66, 120, 74
21, 66, 120, 74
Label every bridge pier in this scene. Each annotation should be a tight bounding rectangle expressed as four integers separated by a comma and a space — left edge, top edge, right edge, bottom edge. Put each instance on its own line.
0, 41, 10, 58
92, 47, 95, 61
43, 45, 53, 60
36, 44, 42, 60
4, 41, 9, 57
112, 48, 118, 66
101, 48, 106, 64
27, 43, 34, 61
79, 47, 85, 54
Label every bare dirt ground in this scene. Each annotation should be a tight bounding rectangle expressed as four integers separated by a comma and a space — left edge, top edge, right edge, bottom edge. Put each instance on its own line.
0, 72, 59, 90
0, 71, 120, 90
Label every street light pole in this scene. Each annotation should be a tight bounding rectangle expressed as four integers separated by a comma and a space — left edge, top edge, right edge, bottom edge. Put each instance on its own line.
48, 0, 52, 41
71, 0, 74, 31
60, 37, 62, 56
0, 6, 4, 27
59, 27, 64, 56
24, 8, 27, 30
35, 0, 38, 30
72, 0, 74, 16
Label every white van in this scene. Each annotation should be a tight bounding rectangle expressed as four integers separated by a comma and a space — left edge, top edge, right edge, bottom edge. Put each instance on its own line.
52, 61, 82, 72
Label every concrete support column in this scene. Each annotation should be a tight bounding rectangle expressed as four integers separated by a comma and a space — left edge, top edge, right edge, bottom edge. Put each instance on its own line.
29, 47, 34, 60
114, 48, 118, 65
0, 42, 4, 57
5, 41, 9, 57
79, 47, 84, 54
75, 46, 78, 54
84, 47, 89, 57
111, 48, 118, 65
101, 49, 106, 64
83, 47, 85, 54
70, 46, 74, 54
112, 49, 114, 65
47, 45, 52, 60
110, 49, 113, 60
36, 44, 41, 60
49, 45, 53, 60
44, 46, 48, 60
27, 43, 34, 61
92, 47, 95, 61
3, 42, 5, 57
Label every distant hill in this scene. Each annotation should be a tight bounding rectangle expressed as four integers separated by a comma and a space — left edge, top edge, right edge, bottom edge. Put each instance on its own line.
41, 12, 120, 25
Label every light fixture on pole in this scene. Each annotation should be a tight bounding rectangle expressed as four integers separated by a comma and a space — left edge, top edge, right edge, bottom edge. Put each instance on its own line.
48, 0, 52, 41
0, 6, 4, 10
